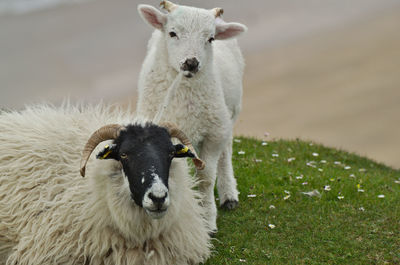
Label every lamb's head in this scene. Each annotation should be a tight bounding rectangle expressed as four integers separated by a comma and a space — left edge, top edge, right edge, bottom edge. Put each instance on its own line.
138, 1, 247, 78
80, 122, 204, 219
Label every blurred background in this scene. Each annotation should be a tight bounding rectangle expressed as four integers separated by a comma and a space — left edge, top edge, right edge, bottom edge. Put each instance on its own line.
0, 0, 399, 168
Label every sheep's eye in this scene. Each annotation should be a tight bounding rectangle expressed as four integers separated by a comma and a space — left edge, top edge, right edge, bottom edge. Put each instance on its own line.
169, 32, 177, 38
120, 153, 128, 159
208, 37, 215, 43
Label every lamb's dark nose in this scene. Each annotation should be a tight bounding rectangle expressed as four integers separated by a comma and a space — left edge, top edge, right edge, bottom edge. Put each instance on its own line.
181, 58, 199, 73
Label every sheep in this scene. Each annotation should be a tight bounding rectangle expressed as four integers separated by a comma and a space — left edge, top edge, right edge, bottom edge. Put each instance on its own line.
0, 104, 211, 265
137, 1, 247, 233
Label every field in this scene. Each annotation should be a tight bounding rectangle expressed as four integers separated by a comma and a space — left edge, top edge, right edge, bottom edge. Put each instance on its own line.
205, 138, 400, 264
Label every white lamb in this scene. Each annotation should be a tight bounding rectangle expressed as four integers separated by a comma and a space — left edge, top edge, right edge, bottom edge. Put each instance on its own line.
0, 104, 211, 265
137, 1, 247, 232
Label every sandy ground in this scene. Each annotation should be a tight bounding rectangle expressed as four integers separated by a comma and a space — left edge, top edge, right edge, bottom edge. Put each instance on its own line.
236, 7, 400, 168
0, 0, 399, 168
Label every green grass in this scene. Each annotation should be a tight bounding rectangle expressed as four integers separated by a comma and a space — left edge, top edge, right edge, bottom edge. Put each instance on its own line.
204, 138, 400, 265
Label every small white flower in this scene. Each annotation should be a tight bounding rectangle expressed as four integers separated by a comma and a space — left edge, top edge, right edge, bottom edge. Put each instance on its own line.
334, 161, 341, 165
261, 142, 268, 146
318, 168, 323, 172
283, 194, 291, 200
272, 153, 279, 157
302, 182, 308, 185
394, 180, 400, 184
284, 190, 291, 194
359, 168, 366, 172
239, 258, 247, 262
296, 175, 303, 180
309, 143, 314, 146
349, 174, 356, 178
269, 205, 276, 209
302, 190, 321, 197
287, 157, 296, 162
337, 196, 344, 200
344, 166, 351, 170
312, 152, 319, 157
306, 162, 316, 168
268, 224, 276, 229
357, 189, 365, 193
324, 185, 331, 191
359, 207, 365, 212
320, 160, 327, 164
247, 194, 256, 198
233, 139, 241, 143
238, 151, 245, 155
378, 194, 385, 198
255, 159, 262, 163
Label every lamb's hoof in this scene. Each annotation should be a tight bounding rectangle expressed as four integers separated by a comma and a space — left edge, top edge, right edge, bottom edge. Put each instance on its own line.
221, 199, 239, 210
209, 230, 218, 238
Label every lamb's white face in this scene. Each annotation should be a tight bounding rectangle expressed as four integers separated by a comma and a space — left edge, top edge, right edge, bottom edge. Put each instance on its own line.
138, 2, 247, 78
164, 7, 215, 77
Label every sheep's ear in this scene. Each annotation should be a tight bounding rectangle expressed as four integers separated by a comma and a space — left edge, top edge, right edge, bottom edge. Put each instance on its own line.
215, 19, 247, 40
173, 144, 195, 158
96, 144, 119, 160
138, 4, 167, 30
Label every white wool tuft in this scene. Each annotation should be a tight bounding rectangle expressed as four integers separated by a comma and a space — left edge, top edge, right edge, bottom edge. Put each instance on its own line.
0, 103, 211, 265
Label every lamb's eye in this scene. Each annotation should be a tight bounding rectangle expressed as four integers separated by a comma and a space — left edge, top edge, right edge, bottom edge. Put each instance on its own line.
169, 32, 177, 38
208, 37, 215, 43
120, 153, 128, 159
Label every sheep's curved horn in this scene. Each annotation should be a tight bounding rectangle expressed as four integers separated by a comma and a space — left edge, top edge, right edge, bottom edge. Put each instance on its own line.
160, 1, 178, 12
161, 122, 205, 170
80, 124, 125, 177
212, 7, 224, 18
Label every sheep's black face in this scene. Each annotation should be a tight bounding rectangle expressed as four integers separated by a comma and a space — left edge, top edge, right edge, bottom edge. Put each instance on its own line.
97, 123, 193, 219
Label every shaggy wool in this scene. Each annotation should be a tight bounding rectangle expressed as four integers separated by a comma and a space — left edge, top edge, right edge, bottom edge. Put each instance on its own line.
0, 104, 211, 265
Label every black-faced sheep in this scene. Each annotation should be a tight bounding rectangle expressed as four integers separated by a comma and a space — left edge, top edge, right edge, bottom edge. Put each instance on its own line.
0, 104, 210, 265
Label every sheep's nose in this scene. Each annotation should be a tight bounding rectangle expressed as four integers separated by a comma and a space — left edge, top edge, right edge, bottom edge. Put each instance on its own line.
148, 192, 167, 209
181, 58, 199, 73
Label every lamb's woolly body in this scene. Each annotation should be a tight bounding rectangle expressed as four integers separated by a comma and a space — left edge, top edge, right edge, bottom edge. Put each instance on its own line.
137, 6, 245, 231
0, 104, 211, 265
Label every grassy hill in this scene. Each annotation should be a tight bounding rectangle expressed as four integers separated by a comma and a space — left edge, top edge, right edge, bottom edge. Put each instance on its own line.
205, 138, 400, 264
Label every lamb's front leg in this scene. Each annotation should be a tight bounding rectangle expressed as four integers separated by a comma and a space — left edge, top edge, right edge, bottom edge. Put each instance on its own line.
217, 135, 239, 210
196, 140, 223, 235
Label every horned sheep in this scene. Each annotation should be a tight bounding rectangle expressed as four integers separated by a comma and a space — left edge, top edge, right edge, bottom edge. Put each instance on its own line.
137, 1, 247, 232
0, 104, 211, 265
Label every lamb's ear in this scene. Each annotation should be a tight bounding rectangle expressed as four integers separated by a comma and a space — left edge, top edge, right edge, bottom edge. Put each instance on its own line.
215, 19, 247, 40
138, 4, 167, 30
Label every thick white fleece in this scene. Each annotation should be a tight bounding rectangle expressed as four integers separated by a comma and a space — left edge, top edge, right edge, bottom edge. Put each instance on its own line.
0, 104, 211, 265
